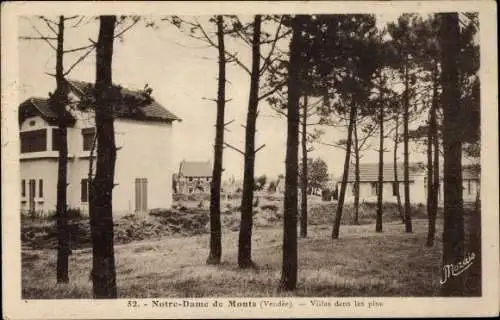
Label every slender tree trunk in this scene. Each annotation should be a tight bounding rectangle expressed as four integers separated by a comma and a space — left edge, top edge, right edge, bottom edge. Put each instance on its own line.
90, 15, 117, 299
54, 15, 70, 284
279, 15, 301, 291
332, 101, 357, 239
238, 15, 261, 269
353, 119, 360, 225
207, 15, 226, 265
440, 12, 465, 296
403, 57, 412, 233
432, 62, 440, 230
300, 94, 308, 238
426, 111, 434, 246
394, 113, 404, 223
376, 87, 384, 233
426, 63, 439, 247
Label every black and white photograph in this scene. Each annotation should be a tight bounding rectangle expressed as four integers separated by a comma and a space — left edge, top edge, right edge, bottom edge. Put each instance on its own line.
2, 1, 498, 318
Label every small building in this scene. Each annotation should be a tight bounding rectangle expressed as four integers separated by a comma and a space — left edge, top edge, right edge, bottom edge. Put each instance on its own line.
19, 79, 181, 216
339, 162, 480, 204
341, 162, 427, 204
176, 160, 212, 194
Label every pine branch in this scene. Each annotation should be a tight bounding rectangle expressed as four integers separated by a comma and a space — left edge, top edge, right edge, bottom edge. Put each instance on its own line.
259, 16, 284, 75
192, 17, 252, 75
63, 46, 94, 76
38, 16, 59, 36
258, 80, 286, 101
223, 142, 245, 156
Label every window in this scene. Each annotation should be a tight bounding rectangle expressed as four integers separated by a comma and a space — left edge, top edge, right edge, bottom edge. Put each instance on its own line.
189, 177, 193, 182
81, 179, 89, 202
467, 180, 471, 195
371, 183, 378, 196
135, 178, 148, 212
206, 177, 210, 181
82, 128, 96, 151
52, 128, 62, 151
21, 180, 26, 197
38, 179, 43, 198
20, 129, 47, 153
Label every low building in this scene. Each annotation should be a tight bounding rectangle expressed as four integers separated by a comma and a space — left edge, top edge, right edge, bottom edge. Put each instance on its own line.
341, 162, 427, 204
339, 162, 480, 204
176, 160, 212, 194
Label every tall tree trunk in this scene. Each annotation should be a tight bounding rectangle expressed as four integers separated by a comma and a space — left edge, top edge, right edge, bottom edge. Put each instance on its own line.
426, 110, 434, 246
54, 15, 70, 284
425, 107, 434, 247
280, 15, 301, 291
353, 118, 360, 225
426, 63, 439, 247
300, 94, 308, 238
439, 12, 465, 296
403, 57, 412, 233
466, 188, 481, 295
207, 15, 226, 265
238, 15, 261, 269
394, 113, 404, 223
332, 101, 357, 239
376, 88, 384, 233
90, 15, 117, 299
432, 100, 440, 222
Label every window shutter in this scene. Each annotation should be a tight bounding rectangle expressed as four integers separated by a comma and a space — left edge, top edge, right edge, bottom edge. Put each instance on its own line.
81, 179, 88, 202
135, 178, 141, 212
21, 180, 26, 197
142, 178, 148, 211
39, 179, 43, 198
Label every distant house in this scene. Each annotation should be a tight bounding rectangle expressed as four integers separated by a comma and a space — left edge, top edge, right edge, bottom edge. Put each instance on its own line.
177, 160, 212, 194
340, 162, 427, 204
19, 79, 181, 216
339, 162, 480, 204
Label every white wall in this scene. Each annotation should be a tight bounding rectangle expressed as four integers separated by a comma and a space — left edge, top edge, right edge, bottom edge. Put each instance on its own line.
20, 158, 58, 214
20, 112, 175, 216
343, 177, 426, 204
113, 118, 173, 214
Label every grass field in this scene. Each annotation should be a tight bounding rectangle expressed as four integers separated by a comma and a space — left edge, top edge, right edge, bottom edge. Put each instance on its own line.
22, 218, 446, 299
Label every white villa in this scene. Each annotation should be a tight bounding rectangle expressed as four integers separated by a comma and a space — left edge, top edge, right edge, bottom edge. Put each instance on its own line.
340, 162, 480, 204
19, 79, 181, 216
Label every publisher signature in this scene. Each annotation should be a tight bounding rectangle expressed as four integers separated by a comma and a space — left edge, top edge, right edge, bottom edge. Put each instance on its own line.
440, 252, 476, 285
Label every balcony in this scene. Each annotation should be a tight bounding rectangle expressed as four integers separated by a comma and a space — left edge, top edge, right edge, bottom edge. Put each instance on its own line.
20, 151, 75, 160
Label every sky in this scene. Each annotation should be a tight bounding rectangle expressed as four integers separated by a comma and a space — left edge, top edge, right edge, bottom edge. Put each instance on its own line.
18, 14, 431, 181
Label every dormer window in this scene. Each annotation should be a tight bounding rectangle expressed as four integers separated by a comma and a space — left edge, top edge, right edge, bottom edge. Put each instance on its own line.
20, 129, 47, 153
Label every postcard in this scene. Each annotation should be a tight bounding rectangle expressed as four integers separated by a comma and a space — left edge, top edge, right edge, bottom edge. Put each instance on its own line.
1, 1, 498, 318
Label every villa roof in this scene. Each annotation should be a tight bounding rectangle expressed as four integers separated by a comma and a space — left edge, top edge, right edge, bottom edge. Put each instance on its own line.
346, 162, 425, 182
18, 97, 75, 126
19, 80, 181, 126
179, 161, 212, 177
67, 79, 181, 123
